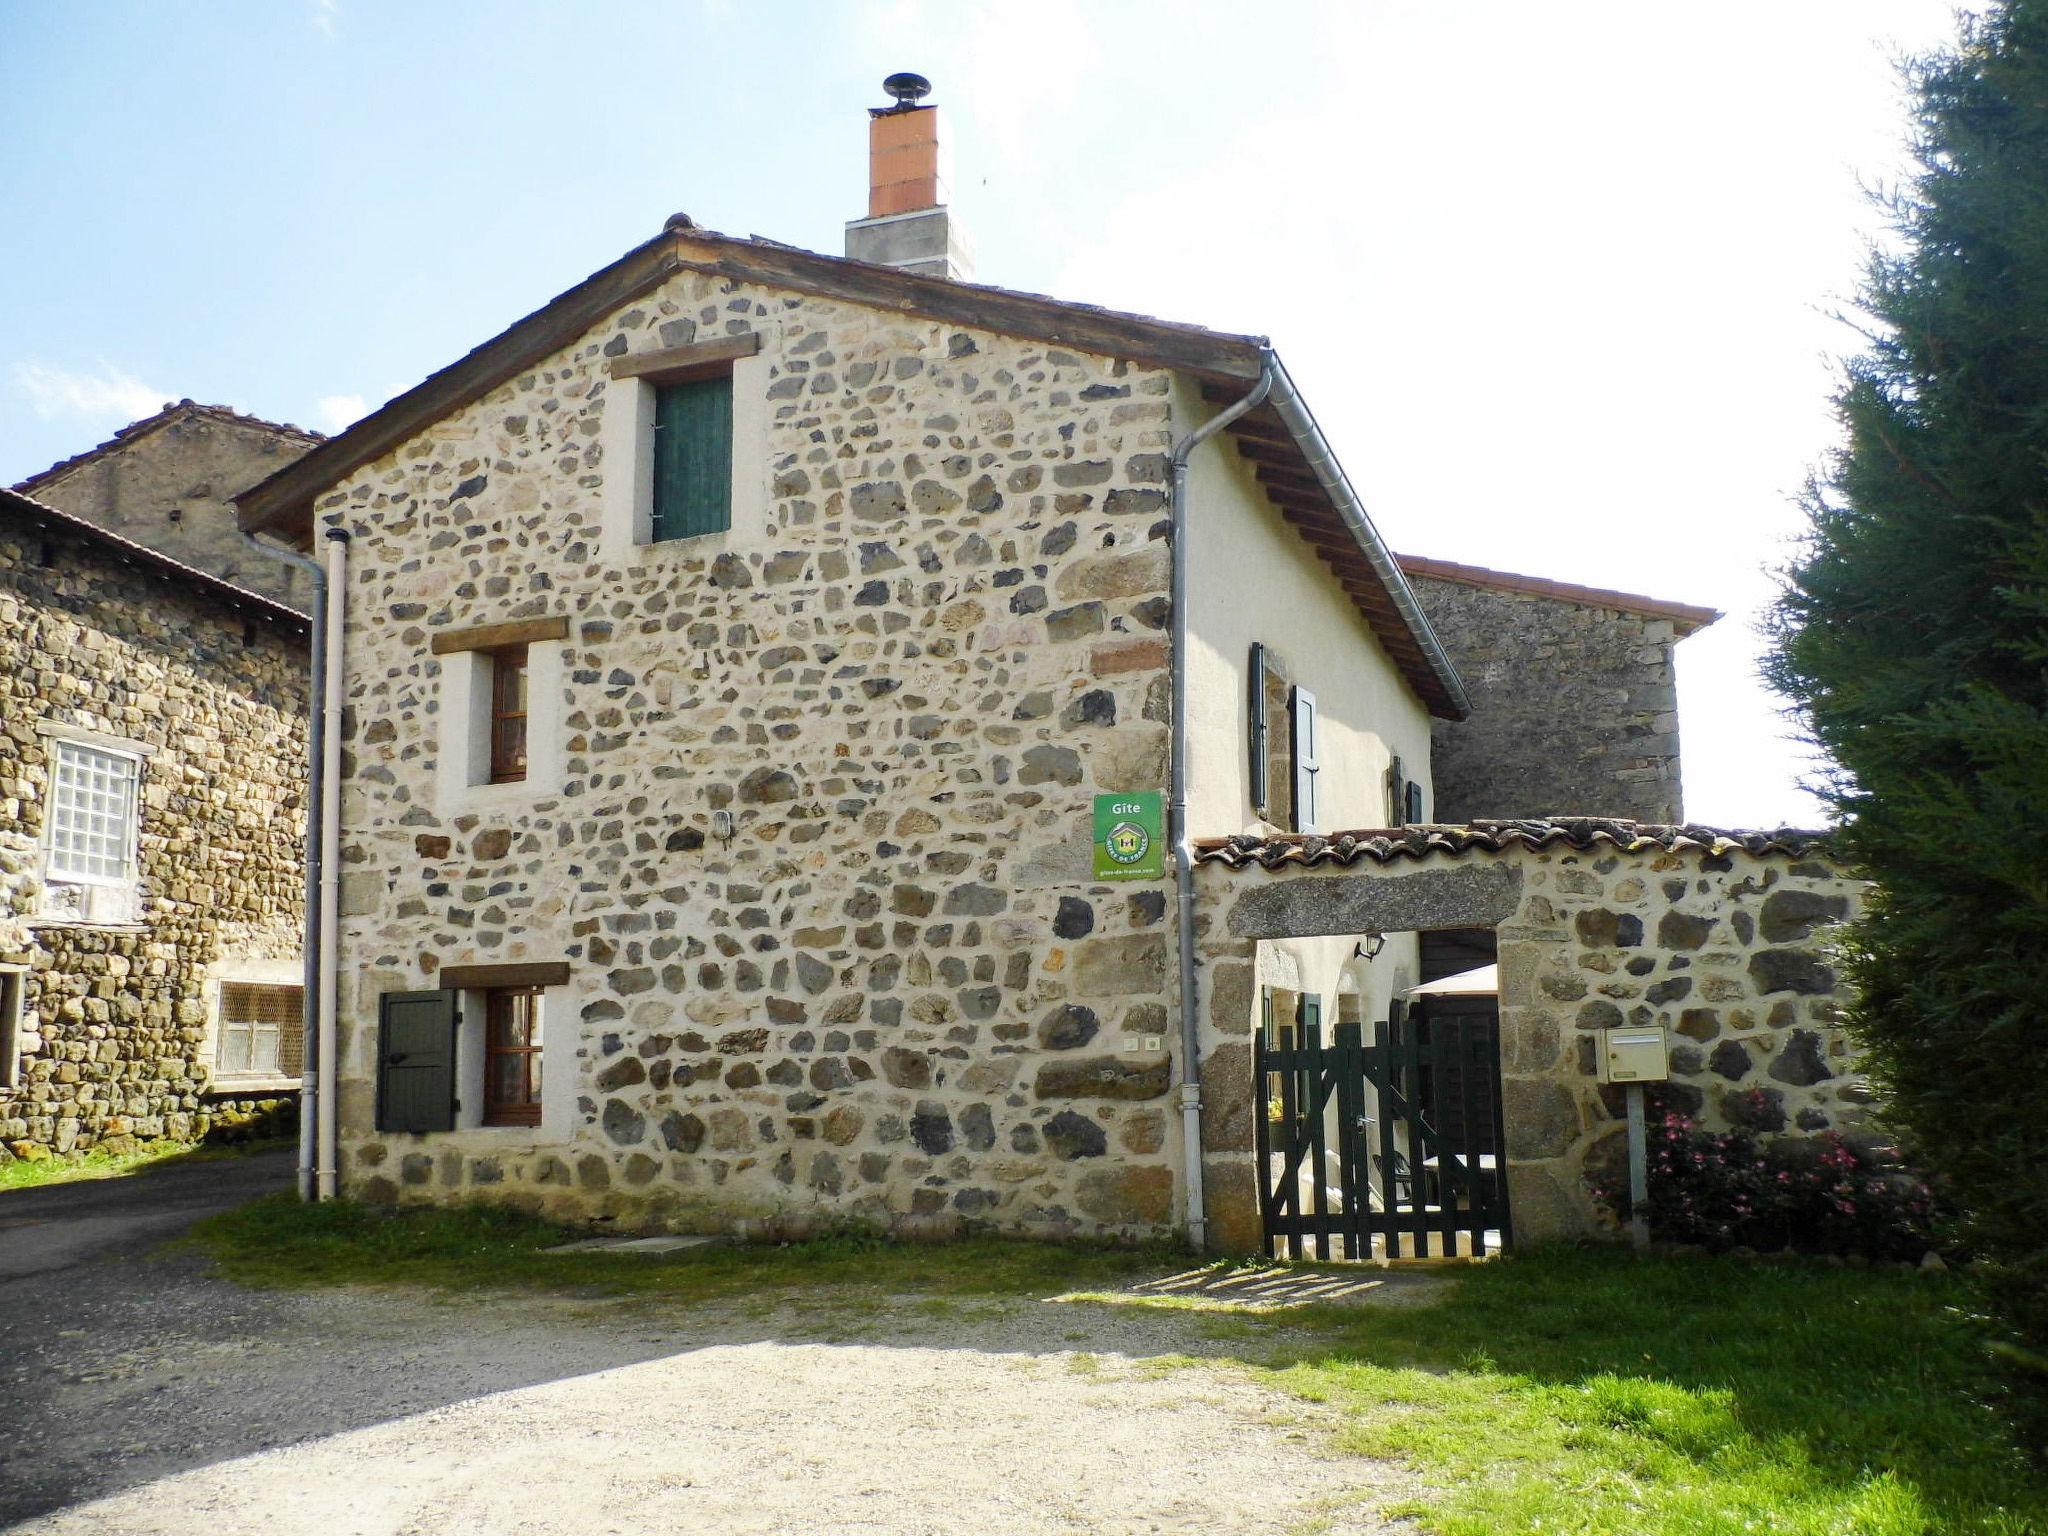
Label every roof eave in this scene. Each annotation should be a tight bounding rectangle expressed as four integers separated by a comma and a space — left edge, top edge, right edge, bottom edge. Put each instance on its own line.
18, 400, 322, 497
1258, 354, 1471, 720
1394, 553, 1723, 637
3, 487, 310, 629
235, 224, 1271, 545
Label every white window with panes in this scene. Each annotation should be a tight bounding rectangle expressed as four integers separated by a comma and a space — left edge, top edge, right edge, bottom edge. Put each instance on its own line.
39, 731, 146, 925
215, 981, 304, 1083
49, 739, 138, 881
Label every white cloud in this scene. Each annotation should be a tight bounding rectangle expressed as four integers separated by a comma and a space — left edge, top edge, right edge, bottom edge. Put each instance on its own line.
307, 0, 337, 38
315, 393, 367, 431
12, 361, 168, 424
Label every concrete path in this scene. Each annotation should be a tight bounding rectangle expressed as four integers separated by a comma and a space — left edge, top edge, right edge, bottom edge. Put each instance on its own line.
0, 1143, 293, 1282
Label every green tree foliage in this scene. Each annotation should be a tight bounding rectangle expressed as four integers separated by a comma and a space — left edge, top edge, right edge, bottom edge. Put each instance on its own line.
1766, 0, 2048, 1408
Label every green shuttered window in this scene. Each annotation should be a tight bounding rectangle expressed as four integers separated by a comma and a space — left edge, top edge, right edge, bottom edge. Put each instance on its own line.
651, 374, 733, 542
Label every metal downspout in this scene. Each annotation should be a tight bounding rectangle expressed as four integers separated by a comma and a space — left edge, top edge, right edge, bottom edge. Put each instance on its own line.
236, 532, 325, 1204
1168, 355, 1275, 1251
316, 529, 349, 1199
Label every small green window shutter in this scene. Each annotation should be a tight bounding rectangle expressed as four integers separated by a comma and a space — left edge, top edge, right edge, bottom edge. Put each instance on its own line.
377, 990, 458, 1134
1247, 643, 1269, 818
1405, 780, 1425, 825
651, 375, 733, 542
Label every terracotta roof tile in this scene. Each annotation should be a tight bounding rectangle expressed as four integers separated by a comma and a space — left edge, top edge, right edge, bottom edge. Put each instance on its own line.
1394, 553, 1723, 635
1193, 819, 1832, 870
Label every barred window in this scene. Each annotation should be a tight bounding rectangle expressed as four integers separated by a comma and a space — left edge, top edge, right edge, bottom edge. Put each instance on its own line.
217, 982, 305, 1079
48, 740, 139, 882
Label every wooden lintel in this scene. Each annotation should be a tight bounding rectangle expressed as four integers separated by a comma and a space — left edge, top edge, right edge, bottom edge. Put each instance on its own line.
608, 331, 762, 382
439, 961, 572, 991
429, 615, 571, 655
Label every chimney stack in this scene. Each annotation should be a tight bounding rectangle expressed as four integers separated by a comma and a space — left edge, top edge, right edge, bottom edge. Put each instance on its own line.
844, 72, 975, 282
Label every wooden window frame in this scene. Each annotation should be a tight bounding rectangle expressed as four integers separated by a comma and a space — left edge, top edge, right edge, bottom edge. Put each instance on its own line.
482, 985, 544, 1128
487, 645, 529, 785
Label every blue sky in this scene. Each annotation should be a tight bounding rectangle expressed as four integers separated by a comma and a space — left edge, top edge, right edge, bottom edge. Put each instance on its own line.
0, 1, 1971, 826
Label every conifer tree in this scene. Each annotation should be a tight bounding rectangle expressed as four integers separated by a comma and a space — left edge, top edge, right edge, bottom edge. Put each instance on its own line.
1768, 0, 2048, 1398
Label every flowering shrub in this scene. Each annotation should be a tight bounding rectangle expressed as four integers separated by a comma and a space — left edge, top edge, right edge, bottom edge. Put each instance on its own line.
1589, 1102, 1941, 1260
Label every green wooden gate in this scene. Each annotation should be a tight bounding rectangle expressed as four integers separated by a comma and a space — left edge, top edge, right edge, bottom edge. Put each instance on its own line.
1254, 1007, 1512, 1260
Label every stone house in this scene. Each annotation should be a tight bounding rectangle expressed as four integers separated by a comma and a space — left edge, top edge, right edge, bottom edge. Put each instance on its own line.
229, 88, 1855, 1247
14, 398, 324, 610
1394, 555, 1721, 824
0, 486, 308, 1156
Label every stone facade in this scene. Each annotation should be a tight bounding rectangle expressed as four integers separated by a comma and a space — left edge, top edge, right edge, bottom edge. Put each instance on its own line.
326, 271, 1202, 1238
0, 496, 308, 1155
1193, 829, 1866, 1248
1402, 572, 1701, 823
19, 401, 322, 609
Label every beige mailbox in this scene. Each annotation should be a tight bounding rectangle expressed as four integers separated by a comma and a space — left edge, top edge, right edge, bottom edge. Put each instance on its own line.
1598, 1026, 1670, 1084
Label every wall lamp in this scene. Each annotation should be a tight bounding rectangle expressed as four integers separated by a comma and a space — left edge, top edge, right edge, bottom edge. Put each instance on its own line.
1354, 931, 1386, 963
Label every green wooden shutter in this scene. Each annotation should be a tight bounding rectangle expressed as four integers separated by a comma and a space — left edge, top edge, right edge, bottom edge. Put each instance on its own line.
377, 990, 458, 1134
1247, 643, 1269, 818
651, 375, 733, 542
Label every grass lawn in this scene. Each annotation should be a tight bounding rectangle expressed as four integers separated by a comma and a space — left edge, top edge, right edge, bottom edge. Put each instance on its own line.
0, 1137, 258, 1192
195, 1196, 2047, 1535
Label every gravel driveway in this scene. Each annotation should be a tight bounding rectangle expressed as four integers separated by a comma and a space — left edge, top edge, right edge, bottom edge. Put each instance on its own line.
0, 1154, 1408, 1536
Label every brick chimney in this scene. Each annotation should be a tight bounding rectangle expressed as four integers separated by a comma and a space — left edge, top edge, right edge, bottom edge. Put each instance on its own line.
844, 73, 974, 281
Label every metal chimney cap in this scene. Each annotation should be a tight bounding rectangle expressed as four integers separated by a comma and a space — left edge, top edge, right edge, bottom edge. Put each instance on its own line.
882, 72, 932, 110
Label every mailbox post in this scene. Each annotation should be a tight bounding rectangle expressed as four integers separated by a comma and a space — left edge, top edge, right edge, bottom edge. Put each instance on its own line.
1598, 1027, 1671, 1252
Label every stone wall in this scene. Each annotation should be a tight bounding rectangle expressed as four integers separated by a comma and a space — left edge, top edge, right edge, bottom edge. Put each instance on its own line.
326, 271, 1189, 1239
1404, 575, 1689, 823
1193, 830, 1866, 1248
0, 510, 308, 1153
24, 404, 321, 609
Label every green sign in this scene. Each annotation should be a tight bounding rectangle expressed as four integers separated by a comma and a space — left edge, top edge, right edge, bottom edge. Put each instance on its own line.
1092, 791, 1165, 881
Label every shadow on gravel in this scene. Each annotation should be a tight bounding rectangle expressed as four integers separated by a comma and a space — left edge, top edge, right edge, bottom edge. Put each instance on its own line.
0, 1215, 1353, 1533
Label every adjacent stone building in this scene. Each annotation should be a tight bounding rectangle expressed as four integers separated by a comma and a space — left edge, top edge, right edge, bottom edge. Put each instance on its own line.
0, 487, 308, 1156
15, 399, 323, 609
1396, 555, 1720, 823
